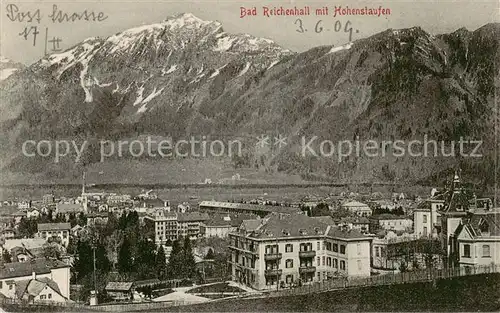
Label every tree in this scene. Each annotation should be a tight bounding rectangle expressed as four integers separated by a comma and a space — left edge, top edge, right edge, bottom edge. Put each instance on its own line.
95, 242, 112, 273
117, 236, 133, 273
74, 240, 93, 282
310, 203, 331, 217
330, 206, 352, 219
135, 238, 157, 279
68, 213, 77, 227
155, 245, 167, 280
167, 239, 183, 278
42, 242, 63, 260
66, 237, 77, 255
2, 250, 12, 263
77, 212, 87, 227
182, 236, 196, 278
18, 217, 37, 238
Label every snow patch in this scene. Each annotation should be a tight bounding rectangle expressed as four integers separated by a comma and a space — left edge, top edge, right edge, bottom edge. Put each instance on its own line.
164, 13, 212, 29
107, 23, 164, 54
237, 62, 251, 77
327, 42, 353, 54
162, 64, 178, 75
267, 60, 279, 70
0, 68, 18, 81
79, 59, 93, 103
209, 64, 227, 78
214, 36, 236, 51
133, 86, 145, 106
137, 87, 165, 113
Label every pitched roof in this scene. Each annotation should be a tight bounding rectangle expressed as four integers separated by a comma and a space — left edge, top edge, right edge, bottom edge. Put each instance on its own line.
203, 213, 259, 227
199, 201, 301, 215
248, 213, 328, 239
240, 219, 263, 232
462, 211, 500, 238
37, 223, 71, 232
0, 259, 69, 279
341, 201, 369, 208
3, 238, 46, 251
105, 281, 133, 291
370, 214, 411, 221
15, 277, 63, 300
326, 226, 369, 240
339, 216, 370, 224
56, 203, 83, 214
310, 216, 336, 226
0, 206, 21, 216
177, 212, 210, 222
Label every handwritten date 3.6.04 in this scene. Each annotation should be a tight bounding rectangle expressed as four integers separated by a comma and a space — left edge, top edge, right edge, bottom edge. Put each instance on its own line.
295, 19, 359, 41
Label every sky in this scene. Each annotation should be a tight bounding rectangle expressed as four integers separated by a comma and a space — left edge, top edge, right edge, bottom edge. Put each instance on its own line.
0, 0, 498, 65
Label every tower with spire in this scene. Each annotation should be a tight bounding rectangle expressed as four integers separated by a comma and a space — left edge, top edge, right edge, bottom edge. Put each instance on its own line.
438, 169, 476, 267
82, 170, 88, 214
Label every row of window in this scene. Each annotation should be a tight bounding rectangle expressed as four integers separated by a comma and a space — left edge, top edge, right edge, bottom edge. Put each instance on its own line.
266, 242, 347, 254
39, 294, 52, 300
463, 244, 491, 258
281, 257, 347, 270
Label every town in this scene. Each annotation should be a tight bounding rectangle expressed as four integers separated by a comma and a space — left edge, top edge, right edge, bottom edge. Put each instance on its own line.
0, 171, 497, 310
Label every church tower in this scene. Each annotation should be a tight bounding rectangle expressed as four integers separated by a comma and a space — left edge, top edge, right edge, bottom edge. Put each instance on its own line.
439, 170, 474, 267
82, 170, 88, 213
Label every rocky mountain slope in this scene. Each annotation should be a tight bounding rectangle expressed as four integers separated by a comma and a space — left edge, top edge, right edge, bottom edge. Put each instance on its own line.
1, 13, 498, 186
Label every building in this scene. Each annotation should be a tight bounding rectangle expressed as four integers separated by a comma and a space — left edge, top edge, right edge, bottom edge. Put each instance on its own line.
0, 238, 47, 262
413, 198, 444, 238
27, 208, 41, 219
42, 194, 55, 206
145, 210, 210, 246
335, 217, 370, 234
55, 203, 84, 219
12, 210, 27, 224
341, 201, 372, 217
228, 213, 372, 290
369, 214, 413, 233
177, 212, 210, 240
456, 209, 500, 267
199, 201, 302, 218
15, 276, 67, 303
105, 282, 134, 301
371, 232, 418, 269
87, 212, 109, 226
200, 213, 259, 238
17, 201, 31, 210
1, 228, 15, 239
36, 223, 71, 247
438, 172, 476, 266
0, 259, 70, 300
107, 194, 132, 205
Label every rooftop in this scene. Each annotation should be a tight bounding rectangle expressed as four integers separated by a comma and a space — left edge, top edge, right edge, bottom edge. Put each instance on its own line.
199, 201, 301, 214
341, 201, 369, 208
56, 203, 84, 214
37, 223, 71, 232
15, 277, 63, 299
0, 259, 69, 279
105, 281, 134, 291
177, 212, 210, 222
243, 213, 369, 241
370, 214, 412, 221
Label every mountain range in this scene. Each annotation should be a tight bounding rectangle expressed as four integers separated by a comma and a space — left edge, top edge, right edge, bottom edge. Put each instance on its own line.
0, 13, 499, 187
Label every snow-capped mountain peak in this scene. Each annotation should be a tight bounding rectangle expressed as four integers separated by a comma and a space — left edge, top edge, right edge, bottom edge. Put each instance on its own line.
163, 12, 218, 29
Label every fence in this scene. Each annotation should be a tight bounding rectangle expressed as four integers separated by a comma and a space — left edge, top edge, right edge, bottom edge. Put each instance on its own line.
256, 264, 500, 298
